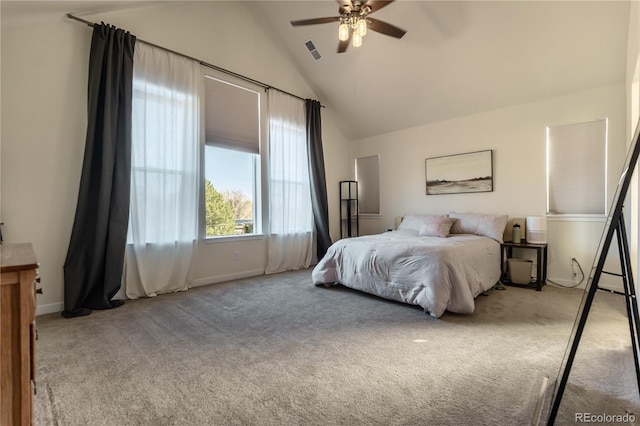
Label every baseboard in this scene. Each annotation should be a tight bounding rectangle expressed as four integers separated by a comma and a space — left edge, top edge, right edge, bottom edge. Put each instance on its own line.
547, 276, 625, 292
34, 270, 266, 316
190, 268, 265, 288
547, 277, 586, 289
597, 282, 626, 293
36, 302, 64, 316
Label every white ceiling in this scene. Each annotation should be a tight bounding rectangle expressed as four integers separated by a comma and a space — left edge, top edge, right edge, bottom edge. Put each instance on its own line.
2, 1, 631, 140
249, 1, 630, 139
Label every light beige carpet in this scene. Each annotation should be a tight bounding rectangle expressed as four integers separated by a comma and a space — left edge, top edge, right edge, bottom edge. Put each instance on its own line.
33, 269, 640, 425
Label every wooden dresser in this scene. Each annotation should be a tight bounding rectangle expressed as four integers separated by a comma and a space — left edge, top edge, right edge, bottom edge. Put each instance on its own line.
1, 243, 38, 426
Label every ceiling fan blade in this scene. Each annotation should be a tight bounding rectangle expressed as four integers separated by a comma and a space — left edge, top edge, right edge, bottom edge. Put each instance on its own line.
365, 1, 394, 14
367, 17, 407, 38
337, 39, 350, 54
291, 17, 340, 26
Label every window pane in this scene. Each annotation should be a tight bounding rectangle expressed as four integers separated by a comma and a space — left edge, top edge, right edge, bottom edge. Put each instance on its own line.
205, 146, 255, 237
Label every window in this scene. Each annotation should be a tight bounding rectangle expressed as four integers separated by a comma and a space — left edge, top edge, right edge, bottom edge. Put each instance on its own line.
264, 90, 313, 274
268, 111, 312, 234
355, 155, 380, 215
547, 118, 607, 215
130, 47, 199, 246
203, 74, 263, 238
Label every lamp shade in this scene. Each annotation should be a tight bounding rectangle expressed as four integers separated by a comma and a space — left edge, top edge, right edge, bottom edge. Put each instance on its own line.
338, 23, 349, 41
357, 19, 367, 36
352, 31, 362, 47
526, 216, 547, 244
394, 216, 403, 230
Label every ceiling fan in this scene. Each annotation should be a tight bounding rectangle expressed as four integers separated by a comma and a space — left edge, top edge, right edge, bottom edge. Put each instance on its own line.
290, 0, 407, 53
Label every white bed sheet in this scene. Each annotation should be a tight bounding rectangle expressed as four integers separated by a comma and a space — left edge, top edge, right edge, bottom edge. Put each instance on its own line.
312, 230, 501, 318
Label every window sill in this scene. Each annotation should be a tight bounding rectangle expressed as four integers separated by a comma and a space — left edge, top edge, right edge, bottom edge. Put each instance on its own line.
204, 234, 265, 244
546, 214, 607, 223
359, 214, 382, 219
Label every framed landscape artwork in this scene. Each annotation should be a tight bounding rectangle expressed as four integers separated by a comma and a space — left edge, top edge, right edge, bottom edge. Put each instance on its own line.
425, 150, 493, 195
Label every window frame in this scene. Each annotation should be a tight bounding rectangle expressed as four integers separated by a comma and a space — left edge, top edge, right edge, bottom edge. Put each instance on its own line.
200, 67, 267, 242
546, 118, 608, 218
355, 154, 381, 216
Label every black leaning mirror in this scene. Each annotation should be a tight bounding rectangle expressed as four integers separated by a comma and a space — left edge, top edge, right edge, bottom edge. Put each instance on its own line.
542, 120, 640, 424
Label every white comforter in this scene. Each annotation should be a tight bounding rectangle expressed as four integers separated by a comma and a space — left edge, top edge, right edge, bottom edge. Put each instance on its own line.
312, 230, 501, 318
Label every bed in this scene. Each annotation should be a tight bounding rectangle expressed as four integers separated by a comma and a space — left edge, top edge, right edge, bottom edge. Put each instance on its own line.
312, 212, 508, 318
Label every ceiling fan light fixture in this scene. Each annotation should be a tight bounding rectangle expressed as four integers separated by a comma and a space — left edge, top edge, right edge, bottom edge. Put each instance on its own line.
352, 31, 362, 47
356, 18, 367, 37
338, 22, 350, 41
290, 0, 406, 54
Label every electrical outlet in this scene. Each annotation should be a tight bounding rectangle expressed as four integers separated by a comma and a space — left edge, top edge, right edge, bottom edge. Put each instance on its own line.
234, 250, 240, 261
570, 256, 577, 278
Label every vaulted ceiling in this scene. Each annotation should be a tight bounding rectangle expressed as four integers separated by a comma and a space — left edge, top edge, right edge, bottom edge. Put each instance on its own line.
250, 1, 630, 139
2, 1, 631, 140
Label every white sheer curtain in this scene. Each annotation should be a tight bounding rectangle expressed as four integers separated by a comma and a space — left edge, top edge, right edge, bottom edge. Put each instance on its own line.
266, 90, 314, 274
125, 42, 200, 298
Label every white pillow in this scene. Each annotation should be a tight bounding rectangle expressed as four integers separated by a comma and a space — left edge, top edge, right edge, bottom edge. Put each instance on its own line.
418, 217, 456, 238
398, 214, 449, 233
449, 212, 508, 243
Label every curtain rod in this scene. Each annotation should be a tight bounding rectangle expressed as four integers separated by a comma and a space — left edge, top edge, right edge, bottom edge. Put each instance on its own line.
66, 13, 324, 107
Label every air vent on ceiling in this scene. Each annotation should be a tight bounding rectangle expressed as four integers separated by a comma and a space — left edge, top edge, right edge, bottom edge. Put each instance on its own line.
305, 40, 322, 61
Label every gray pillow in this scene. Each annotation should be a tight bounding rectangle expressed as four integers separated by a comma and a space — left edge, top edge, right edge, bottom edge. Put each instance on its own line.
449, 212, 508, 243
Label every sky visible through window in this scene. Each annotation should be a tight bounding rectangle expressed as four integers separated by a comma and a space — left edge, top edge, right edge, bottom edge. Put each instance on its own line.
205, 146, 253, 197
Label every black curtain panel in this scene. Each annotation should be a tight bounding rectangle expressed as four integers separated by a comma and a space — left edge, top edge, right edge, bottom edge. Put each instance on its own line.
62, 24, 136, 318
305, 99, 332, 260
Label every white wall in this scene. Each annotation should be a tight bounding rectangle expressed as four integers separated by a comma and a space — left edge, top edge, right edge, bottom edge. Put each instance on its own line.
0, 3, 350, 314
2, 15, 90, 314
2, 2, 630, 314
349, 84, 627, 288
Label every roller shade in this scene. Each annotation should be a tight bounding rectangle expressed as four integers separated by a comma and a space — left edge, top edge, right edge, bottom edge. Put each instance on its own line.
205, 75, 260, 154
547, 119, 607, 215
356, 155, 380, 214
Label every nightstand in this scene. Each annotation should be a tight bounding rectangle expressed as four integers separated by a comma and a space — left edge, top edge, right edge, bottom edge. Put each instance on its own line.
500, 241, 548, 291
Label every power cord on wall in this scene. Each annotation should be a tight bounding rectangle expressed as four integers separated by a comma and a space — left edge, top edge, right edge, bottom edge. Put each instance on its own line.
546, 257, 585, 289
